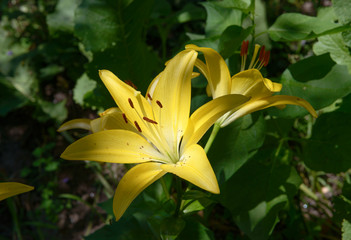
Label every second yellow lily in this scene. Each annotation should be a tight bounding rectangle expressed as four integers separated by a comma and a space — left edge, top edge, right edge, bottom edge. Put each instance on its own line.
186, 44, 318, 127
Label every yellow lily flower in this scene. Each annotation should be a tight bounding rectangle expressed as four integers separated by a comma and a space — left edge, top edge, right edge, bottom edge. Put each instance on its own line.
186, 44, 318, 127
60, 49, 250, 220
0, 182, 34, 201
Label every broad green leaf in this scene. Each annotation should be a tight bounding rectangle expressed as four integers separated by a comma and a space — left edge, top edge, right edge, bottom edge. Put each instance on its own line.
47, 0, 80, 33
333, 0, 351, 24
73, 73, 97, 106
268, 12, 350, 42
313, 33, 351, 74
303, 111, 351, 173
219, 144, 301, 240
343, 219, 351, 240
201, 1, 242, 37
208, 113, 266, 183
75, 0, 160, 93
218, 26, 253, 59
269, 55, 351, 118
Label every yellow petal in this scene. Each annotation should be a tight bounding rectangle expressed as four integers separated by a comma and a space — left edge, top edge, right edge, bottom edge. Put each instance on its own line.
182, 94, 250, 150
98, 107, 137, 133
220, 95, 318, 127
231, 69, 282, 98
161, 144, 219, 194
113, 162, 166, 221
57, 119, 92, 132
186, 44, 231, 98
0, 182, 34, 201
99, 70, 158, 145
61, 129, 166, 164
150, 49, 197, 151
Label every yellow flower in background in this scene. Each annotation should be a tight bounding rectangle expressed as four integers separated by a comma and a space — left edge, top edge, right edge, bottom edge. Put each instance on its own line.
186, 43, 318, 127
60, 49, 249, 221
0, 182, 34, 201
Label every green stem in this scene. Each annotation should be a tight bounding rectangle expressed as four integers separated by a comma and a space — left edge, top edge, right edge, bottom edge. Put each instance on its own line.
204, 123, 221, 153
160, 177, 170, 200
174, 177, 183, 217
7, 198, 22, 240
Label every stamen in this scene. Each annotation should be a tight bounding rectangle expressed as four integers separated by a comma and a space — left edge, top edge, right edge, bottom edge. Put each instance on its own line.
147, 93, 153, 100
248, 44, 261, 69
240, 40, 249, 71
263, 51, 270, 67
128, 98, 134, 108
156, 100, 163, 108
143, 117, 158, 124
258, 45, 265, 62
125, 80, 137, 89
122, 113, 128, 123
134, 121, 142, 132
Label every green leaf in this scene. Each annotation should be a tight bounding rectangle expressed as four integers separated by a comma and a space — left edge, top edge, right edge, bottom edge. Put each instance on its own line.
36, 99, 68, 123
269, 56, 351, 118
0, 76, 28, 116
303, 111, 351, 173
333, 0, 351, 24
47, 0, 80, 33
218, 26, 253, 59
214, 0, 252, 11
313, 33, 351, 74
219, 144, 301, 240
75, 0, 161, 93
342, 219, 351, 240
176, 216, 214, 240
201, 1, 242, 38
73, 73, 97, 106
208, 113, 266, 183
85, 217, 156, 240
268, 12, 350, 42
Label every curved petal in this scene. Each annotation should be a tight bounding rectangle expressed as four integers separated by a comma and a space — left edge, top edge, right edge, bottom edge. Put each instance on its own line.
182, 94, 249, 150
186, 44, 231, 98
161, 144, 219, 194
98, 108, 137, 133
231, 69, 281, 99
150, 49, 197, 152
58, 119, 92, 132
99, 70, 159, 145
61, 129, 167, 164
220, 95, 318, 127
0, 182, 34, 201
113, 162, 166, 221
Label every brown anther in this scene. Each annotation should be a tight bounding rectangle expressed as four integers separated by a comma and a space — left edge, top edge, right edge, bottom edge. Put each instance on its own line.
125, 80, 137, 89
122, 113, 128, 123
147, 93, 153, 100
240, 41, 246, 57
156, 100, 163, 108
134, 121, 142, 132
128, 98, 134, 108
143, 117, 158, 124
263, 51, 270, 67
243, 40, 249, 56
258, 45, 265, 61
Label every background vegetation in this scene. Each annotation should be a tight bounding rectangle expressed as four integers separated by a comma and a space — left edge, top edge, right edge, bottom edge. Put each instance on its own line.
1, 0, 351, 239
